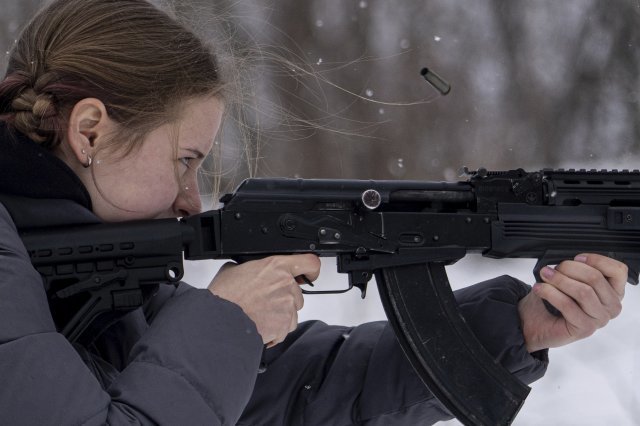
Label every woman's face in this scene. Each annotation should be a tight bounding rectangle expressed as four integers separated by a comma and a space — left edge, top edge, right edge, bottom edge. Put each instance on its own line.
66, 96, 224, 222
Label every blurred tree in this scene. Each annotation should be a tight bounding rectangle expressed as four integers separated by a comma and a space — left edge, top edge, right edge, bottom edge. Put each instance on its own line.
1, 0, 638, 182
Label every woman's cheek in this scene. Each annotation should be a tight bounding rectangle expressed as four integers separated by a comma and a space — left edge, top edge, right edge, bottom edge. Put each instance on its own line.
148, 177, 183, 218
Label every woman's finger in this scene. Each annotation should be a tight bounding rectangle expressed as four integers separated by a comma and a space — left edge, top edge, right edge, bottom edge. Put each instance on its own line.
554, 260, 623, 319
533, 282, 599, 339
540, 266, 609, 325
574, 253, 627, 298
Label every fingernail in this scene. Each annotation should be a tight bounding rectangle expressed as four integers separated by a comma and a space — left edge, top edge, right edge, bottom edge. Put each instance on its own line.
532, 283, 542, 293
541, 266, 555, 279
574, 255, 588, 263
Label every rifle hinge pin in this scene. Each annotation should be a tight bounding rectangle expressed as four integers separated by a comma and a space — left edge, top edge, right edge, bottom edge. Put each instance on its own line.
362, 189, 382, 210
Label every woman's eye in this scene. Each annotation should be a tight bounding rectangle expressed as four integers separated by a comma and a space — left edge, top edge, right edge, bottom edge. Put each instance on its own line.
179, 157, 194, 168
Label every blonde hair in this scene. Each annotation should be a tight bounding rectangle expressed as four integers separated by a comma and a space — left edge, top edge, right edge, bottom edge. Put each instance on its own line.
0, 0, 223, 153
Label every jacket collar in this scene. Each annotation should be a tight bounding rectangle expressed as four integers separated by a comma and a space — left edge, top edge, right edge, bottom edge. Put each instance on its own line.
0, 122, 92, 210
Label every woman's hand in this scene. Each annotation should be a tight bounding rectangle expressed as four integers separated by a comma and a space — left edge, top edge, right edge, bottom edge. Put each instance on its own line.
208, 254, 321, 347
518, 253, 627, 353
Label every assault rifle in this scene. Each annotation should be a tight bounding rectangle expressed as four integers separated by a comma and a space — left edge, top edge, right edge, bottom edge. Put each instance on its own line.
17, 168, 640, 425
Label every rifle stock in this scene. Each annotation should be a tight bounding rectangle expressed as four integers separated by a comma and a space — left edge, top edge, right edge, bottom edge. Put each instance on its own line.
16, 168, 640, 425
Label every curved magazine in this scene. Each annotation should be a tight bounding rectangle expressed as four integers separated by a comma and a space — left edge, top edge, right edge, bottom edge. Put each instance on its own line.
375, 262, 530, 425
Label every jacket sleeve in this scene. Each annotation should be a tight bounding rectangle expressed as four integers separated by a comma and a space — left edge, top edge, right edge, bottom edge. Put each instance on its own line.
239, 276, 548, 425
0, 203, 263, 426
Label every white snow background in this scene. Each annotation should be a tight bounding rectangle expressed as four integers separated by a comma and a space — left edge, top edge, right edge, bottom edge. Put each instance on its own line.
184, 254, 640, 426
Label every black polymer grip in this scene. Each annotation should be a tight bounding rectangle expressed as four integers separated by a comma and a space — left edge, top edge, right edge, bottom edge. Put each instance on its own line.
376, 263, 530, 425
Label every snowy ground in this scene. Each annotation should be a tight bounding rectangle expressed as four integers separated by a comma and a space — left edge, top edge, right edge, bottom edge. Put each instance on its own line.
183, 255, 640, 425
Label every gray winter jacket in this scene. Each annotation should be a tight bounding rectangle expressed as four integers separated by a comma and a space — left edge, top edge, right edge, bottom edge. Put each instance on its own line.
0, 124, 548, 425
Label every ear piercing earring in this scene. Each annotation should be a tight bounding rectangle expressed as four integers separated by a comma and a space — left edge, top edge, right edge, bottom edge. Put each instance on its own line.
81, 149, 93, 168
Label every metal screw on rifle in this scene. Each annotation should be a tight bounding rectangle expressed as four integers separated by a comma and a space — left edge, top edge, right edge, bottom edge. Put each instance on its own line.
626, 214, 633, 223
526, 192, 537, 203
319, 228, 327, 236
433, 235, 440, 241
261, 226, 269, 234
285, 219, 296, 231
309, 243, 316, 250
234, 213, 242, 220
465, 217, 472, 223
334, 232, 342, 240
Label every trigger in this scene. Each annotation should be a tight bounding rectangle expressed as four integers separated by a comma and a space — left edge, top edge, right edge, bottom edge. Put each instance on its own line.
348, 270, 372, 299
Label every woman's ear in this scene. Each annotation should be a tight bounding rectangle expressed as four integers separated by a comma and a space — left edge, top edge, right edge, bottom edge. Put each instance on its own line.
65, 98, 112, 167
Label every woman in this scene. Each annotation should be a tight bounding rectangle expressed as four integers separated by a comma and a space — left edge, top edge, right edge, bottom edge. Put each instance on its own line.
0, 0, 627, 424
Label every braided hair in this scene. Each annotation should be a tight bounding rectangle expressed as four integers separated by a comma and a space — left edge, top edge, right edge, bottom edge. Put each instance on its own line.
0, 0, 223, 151
1, 72, 61, 145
